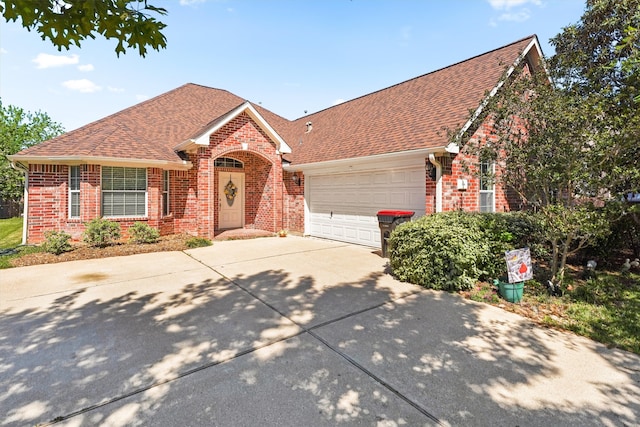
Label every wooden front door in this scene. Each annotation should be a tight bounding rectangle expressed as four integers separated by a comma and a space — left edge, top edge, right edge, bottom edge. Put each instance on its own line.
218, 172, 244, 229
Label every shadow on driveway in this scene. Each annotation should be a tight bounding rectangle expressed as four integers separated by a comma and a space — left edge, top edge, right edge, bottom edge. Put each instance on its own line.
0, 241, 638, 426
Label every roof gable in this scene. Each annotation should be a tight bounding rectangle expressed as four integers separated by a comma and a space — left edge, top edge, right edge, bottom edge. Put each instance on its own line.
175, 102, 292, 154
13, 84, 251, 166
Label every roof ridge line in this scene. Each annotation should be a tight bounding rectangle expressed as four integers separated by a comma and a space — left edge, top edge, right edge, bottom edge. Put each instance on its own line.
85, 122, 134, 156
293, 34, 538, 121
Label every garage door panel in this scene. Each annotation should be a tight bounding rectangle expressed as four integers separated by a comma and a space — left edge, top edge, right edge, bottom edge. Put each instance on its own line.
344, 227, 358, 239
309, 168, 426, 247
391, 171, 409, 183
357, 174, 373, 185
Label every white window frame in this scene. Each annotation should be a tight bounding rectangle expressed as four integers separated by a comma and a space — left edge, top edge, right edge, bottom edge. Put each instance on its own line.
69, 165, 80, 218
162, 170, 170, 216
479, 160, 495, 213
214, 157, 243, 169
101, 166, 148, 217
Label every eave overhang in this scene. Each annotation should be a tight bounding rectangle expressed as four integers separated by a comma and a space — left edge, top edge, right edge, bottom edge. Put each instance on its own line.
284, 146, 449, 174
7, 154, 193, 170
174, 101, 292, 154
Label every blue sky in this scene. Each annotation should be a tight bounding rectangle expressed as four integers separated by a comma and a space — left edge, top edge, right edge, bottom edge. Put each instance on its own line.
1, 0, 586, 132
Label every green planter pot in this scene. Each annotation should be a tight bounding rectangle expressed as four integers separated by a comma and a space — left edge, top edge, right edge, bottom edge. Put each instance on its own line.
496, 281, 524, 303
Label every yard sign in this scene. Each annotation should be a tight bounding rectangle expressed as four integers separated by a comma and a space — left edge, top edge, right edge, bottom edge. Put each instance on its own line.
505, 248, 533, 283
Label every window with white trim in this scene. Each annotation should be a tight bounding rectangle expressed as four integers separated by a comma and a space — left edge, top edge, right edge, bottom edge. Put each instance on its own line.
162, 170, 170, 216
214, 157, 243, 169
102, 166, 147, 217
69, 165, 80, 218
479, 161, 495, 213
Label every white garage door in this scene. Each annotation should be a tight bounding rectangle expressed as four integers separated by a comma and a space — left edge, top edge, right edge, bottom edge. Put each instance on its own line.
308, 168, 426, 247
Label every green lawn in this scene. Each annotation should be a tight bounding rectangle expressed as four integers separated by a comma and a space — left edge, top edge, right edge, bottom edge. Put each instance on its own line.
0, 217, 43, 269
0, 217, 23, 249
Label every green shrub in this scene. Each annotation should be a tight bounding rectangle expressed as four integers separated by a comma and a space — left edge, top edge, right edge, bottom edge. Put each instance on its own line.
83, 218, 121, 247
42, 230, 72, 255
129, 222, 160, 244
185, 237, 212, 248
388, 211, 542, 291
582, 210, 640, 267
389, 213, 487, 291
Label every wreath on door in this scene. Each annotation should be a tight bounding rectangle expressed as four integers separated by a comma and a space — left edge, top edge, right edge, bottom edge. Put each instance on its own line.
224, 177, 238, 206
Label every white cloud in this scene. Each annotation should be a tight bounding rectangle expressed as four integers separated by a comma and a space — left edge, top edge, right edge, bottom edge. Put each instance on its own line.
33, 53, 79, 69
179, 0, 206, 5
136, 94, 149, 102
332, 98, 345, 106
1, 48, 7, 54
108, 86, 125, 93
497, 9, 532, 22
78, 64, 94, 72
487, 0, 541, 10
62, 79, 102, 93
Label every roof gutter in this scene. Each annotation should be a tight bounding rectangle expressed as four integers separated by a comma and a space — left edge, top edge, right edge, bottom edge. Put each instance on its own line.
284, 147, 448, 173
7, 155, 193, 170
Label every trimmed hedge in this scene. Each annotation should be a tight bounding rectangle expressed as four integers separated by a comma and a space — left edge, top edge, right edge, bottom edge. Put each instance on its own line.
83, 218, 121, 247
388, 212, 541, 291
129, 222, 160, 244
42, 230, 72, 255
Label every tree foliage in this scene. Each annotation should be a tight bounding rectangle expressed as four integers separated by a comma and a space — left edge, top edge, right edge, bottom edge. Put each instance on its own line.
551, 0, 640, 206
1, 0, 168, 57
0, 99, 64, 202
457, 0, 639, 282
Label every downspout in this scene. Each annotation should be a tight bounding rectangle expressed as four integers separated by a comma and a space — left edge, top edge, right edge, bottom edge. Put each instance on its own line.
428, 154, 442, 213
10, 161, 29, 244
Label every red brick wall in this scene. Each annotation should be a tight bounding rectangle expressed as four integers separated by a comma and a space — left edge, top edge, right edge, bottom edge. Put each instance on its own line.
26, 164, 67, 243
25, 164, 171, 244
283, 171, 305, 232
177, 112, 290, 238
427, 118, 521, 213
22, 112, 301, 244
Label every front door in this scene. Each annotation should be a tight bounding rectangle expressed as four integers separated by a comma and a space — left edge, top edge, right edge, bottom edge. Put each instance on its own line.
218, 172, 244, 229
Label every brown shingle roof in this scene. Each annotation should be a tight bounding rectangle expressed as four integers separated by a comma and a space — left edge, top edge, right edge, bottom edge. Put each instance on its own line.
15, 36, 537, 167
16, 84, 252, 163
280, 35, 537, 165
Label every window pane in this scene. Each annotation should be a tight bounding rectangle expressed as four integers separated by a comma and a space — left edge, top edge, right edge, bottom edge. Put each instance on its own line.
70, 192, 80, 217
480, 162, 491, 191
480, 192, 494, 213
214, 157, 243, 169
163, 171, 169, 191
162, 192, 169, 216
102, 167, 147, 217
70, 166, 80, 190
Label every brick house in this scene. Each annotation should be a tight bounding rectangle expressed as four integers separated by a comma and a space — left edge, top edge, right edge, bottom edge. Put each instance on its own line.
8, 35, 543, 247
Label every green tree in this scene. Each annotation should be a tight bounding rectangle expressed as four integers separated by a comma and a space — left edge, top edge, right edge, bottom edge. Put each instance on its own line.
0, 99, 64, 203
456, 0, 640, 283
551, 0, 640, 217
461, 67, 610, 284
1, 0, 167, 57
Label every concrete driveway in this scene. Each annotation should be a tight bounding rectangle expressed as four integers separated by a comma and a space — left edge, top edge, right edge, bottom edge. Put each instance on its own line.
1, 237, 638, 426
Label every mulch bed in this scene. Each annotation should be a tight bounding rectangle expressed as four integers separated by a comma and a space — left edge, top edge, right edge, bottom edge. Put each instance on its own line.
11, 234, 193, 267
